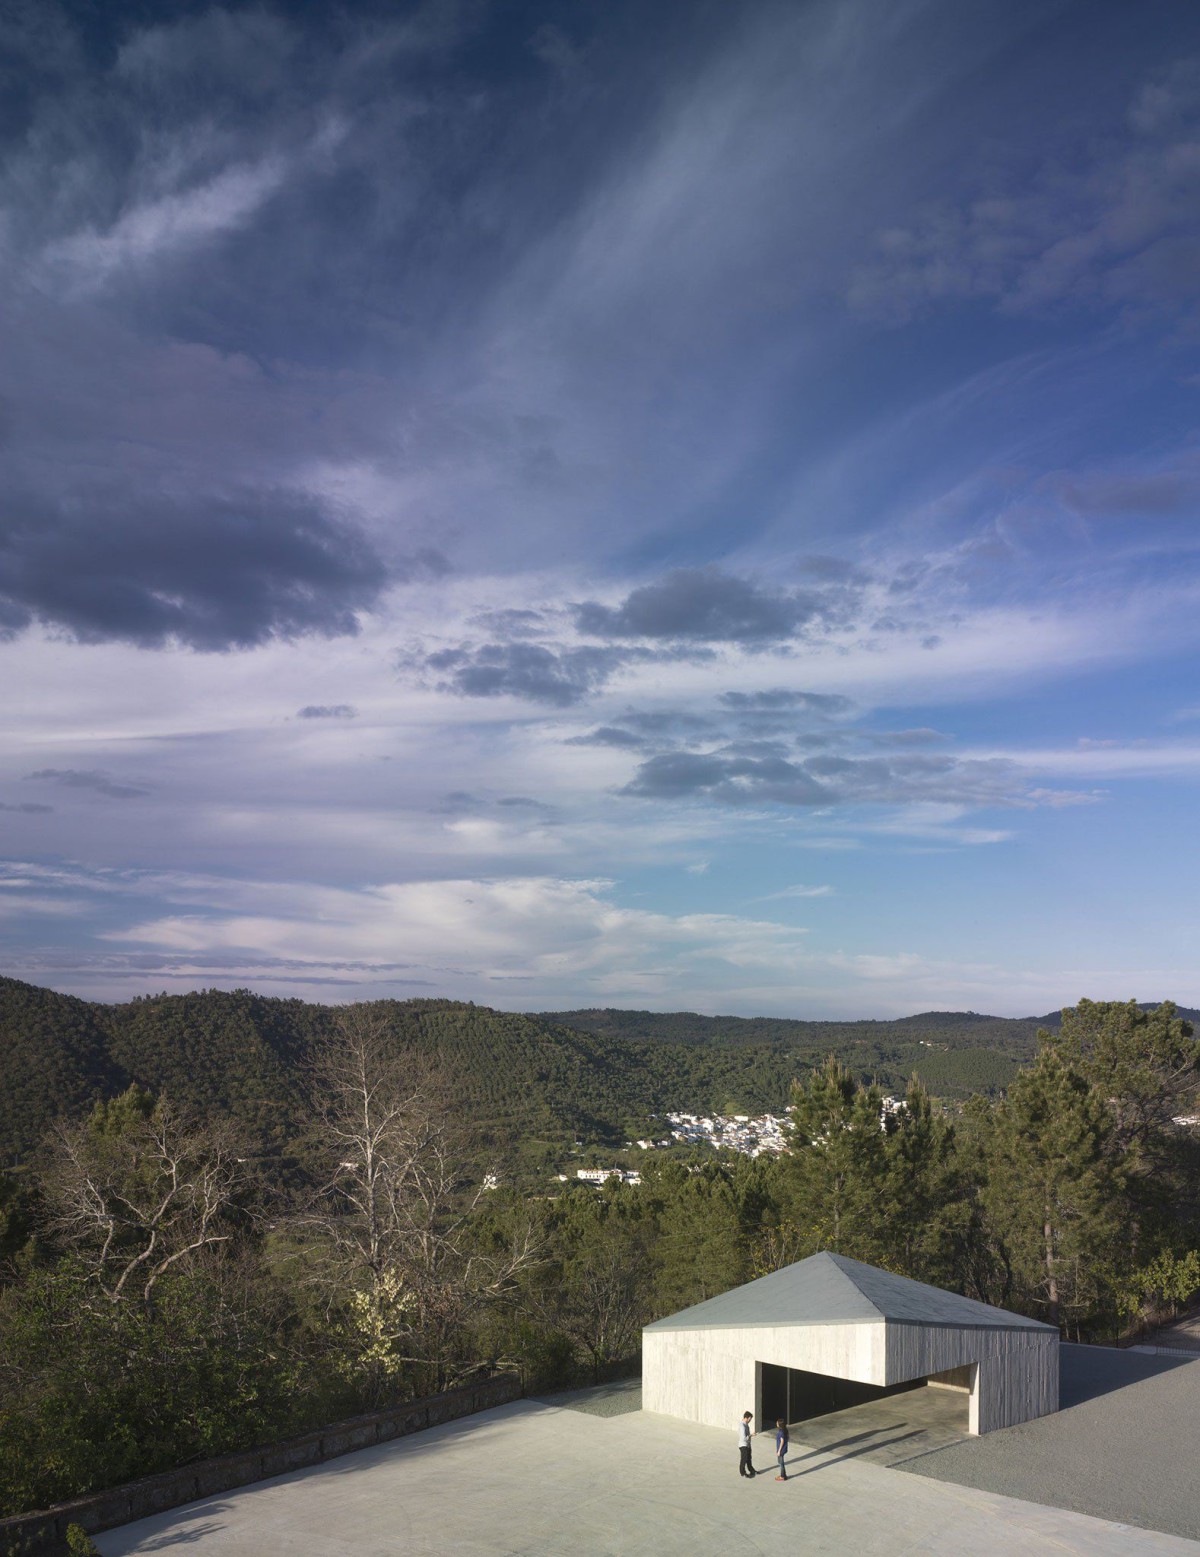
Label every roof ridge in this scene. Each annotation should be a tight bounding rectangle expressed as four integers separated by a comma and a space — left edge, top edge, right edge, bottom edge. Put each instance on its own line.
816, 1250, 886, 1318
643, 1249, 1055, 1333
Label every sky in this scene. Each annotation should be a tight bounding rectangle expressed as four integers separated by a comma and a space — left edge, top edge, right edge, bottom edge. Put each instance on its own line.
4, 0, 1200, 1019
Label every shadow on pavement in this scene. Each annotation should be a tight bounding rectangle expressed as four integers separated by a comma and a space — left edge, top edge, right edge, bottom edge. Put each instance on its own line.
1059, 1342, 1195, 1409
792, 1423, 899, 1459
786, 1428, 926, 1476
116, 1511, 228, 1550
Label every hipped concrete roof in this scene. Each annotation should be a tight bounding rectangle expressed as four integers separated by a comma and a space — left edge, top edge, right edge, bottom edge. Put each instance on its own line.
644, 1251, 1055, 1333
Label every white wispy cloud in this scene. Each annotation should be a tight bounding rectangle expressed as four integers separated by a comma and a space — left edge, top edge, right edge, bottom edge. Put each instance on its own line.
42, 157, 290, 293
753, 883, 834, 901
965, 741, 1200, 779
0, 861, 1186, 1018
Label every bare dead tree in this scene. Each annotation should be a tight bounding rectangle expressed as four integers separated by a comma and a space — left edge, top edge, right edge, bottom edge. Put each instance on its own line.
42, 1089, 246, 1310
545, 1230, 654, 1384
298, 1006, 539, 1395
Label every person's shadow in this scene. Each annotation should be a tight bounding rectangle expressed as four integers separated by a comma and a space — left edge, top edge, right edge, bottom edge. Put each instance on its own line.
775, 1424, 926, 1478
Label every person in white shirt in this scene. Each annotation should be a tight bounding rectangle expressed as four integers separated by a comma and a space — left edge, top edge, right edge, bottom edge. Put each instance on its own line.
738, 1410, 756, 1478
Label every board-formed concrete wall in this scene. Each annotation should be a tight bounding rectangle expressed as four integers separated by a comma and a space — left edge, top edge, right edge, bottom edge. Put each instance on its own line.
643, 1321, 883, 1430
966, 1329, 1059, 1433
642, 1321, 1058, 1436
884, 1319, 1059, 1432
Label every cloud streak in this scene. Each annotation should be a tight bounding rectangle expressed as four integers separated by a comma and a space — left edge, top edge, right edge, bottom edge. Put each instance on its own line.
620, 745, 1092, 813
4, 859, 1193, 1019
26, 769, 148, 800
848, 54, 1200, 323
43, 157, 290, 295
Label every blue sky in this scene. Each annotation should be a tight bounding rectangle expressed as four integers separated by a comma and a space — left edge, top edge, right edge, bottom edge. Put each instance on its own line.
4, 0, 1200, 1016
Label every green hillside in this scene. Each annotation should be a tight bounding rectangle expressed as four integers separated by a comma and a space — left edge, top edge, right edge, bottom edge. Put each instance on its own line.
107, 989, 312, 1152
540, 1005, 1043, 1057
4, 978, 1172, 1167
541, 1005, 1039, 1095
0, 981, 801, 1164
0, 977, 130, 1161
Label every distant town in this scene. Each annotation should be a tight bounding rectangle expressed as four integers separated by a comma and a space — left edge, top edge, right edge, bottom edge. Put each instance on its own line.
660, 1108, 790, 1156
562, 1099, 914, 1186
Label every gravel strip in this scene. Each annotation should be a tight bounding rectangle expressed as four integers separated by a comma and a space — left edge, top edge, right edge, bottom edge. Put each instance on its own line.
903, 1344, 1200, 1541
532, 1377, 643, 1417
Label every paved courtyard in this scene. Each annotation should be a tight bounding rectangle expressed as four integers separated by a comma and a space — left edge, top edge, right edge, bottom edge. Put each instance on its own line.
96, 1382, 1200, 1557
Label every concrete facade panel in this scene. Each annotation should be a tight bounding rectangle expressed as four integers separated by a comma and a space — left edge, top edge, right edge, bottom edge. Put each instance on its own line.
643, 1322, 886, 1432
969, 1330, 1059, 1434
645, 1319, 1060, 1437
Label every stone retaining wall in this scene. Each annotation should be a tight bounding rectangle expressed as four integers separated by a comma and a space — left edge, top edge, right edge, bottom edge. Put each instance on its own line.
0, 1373, 522, 1557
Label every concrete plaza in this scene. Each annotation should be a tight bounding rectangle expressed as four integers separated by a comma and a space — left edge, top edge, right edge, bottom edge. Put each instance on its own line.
96, 1386, 1200, 1557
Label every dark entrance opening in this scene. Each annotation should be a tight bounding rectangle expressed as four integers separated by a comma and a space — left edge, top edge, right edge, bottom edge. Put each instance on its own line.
757, 1362, 924, 1426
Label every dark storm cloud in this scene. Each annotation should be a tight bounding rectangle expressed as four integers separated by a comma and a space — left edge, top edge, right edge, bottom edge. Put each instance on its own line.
575, 568, 860, 644
564, 702, 727, 748
425, 642, 628, 707
624, 750, 833, 805
0, 802, 53, 813
0, 4, 548, 655
621, 709, 719, 736
297, 704, 358, 719
623, 745, 1029, 810
565, 725, 650, 749
567, 696, 873, 756
437, 791, 479, 814
26, 768, 148, 799
802, 752, 1023, 807
414, 567, 869, 713
0, 489, 387, 650
469, 609, 552, 638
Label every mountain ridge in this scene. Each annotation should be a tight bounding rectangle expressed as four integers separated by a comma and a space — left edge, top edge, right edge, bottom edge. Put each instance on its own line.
3, 976, 1194, 1167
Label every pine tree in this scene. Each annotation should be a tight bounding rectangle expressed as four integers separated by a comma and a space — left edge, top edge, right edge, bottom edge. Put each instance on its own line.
783, 1057, 890, 1261
980, 1045, 1127, 1330
1047, 999, 1200, 1168
649, 1162, 745, 1311
880, 1078, 970, 1287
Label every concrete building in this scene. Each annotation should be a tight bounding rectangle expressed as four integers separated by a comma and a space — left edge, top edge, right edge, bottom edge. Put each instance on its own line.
642, 1250, 1058, 1436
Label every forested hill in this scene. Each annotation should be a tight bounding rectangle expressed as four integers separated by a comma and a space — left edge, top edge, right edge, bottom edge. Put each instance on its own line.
5, 976, 1188, 1167
0, 979, 799, 1165
1035, 1003, 1200, 1028
541, 1006, 1046, 1050
0, 978, 129, 1167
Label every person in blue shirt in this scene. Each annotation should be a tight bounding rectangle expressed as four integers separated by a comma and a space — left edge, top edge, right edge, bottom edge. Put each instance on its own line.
774, 1417, 789, 1481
